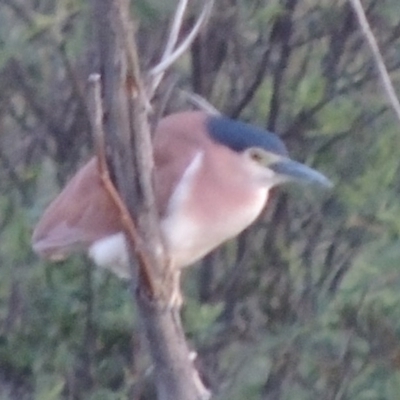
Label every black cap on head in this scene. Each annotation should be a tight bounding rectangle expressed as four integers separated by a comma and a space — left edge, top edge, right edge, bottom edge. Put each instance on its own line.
206, 115, 288, 156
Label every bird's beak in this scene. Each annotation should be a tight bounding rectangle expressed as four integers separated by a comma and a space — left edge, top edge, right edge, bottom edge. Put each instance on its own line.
269, 158, 333, 188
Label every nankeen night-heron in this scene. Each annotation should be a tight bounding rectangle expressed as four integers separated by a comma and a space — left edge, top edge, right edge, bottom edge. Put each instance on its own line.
32, 111, 332, 277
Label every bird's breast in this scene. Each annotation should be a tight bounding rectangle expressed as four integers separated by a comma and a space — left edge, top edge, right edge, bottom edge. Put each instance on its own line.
161, 151, 269, 268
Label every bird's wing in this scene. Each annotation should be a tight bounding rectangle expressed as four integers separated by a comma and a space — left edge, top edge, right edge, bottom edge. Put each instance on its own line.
32, 158, 123, 260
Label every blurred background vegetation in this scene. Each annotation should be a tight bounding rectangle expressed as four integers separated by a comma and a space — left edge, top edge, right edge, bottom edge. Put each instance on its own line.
1, 0, 400, 399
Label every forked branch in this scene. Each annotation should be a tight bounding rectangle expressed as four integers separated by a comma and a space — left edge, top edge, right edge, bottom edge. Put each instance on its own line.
149, 0, 215, 96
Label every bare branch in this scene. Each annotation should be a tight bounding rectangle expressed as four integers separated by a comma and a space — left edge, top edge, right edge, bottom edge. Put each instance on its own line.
163, 0, 190, 57
149, 0, 215, 95
349, 0, 400, 123
147, 0, 189, 100
179, 89, 221, 115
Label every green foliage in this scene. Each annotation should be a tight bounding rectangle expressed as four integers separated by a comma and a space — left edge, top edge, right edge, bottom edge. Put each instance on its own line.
184, 299, 223, 341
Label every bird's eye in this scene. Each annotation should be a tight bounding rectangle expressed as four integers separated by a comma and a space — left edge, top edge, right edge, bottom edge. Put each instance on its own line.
248, 149, 265, 163
247, 148, 282, 166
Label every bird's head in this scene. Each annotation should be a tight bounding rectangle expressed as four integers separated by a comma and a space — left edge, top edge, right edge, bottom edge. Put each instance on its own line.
242, 146, 333, 188
207, 115, 332, 189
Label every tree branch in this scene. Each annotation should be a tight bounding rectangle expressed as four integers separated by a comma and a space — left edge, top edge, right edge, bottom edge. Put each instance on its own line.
90, 1, 211, 399
349, 0, 400, 123
87, 73, 155, 294
149, 0, 215, 96
179, 89, 221, 114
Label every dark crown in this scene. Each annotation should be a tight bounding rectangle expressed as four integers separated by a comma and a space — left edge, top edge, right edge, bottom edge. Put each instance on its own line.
207, 115, 288, 156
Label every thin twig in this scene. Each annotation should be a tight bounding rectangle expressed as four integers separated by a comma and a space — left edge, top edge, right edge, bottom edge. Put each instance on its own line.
147, 0, 189, 97
163, 0, 190, 57
349, 0, 400, 123
149, 0, 215, 95
179, 89, 221, 115
87, 73, 156, 296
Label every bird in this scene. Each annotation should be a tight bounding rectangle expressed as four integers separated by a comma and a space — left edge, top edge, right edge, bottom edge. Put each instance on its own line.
32, 111, 332, 278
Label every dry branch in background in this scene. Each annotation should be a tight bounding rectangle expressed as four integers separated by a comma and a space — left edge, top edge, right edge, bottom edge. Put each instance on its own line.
149, 0, 215, 97
349, 0, 400, 123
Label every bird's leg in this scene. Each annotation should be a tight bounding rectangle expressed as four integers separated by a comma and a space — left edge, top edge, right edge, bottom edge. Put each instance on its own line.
166, 266, 183, 310
171, 268, 183, 309
158, 250, 183, 310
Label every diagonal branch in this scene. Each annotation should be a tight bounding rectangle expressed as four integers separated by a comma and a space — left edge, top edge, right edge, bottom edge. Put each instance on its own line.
163, 0, 190, 57
179, 89, 221, 115
349, 0, 400, 123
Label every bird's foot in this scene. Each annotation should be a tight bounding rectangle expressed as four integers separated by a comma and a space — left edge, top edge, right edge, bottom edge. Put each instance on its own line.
162, 266, 183, 312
